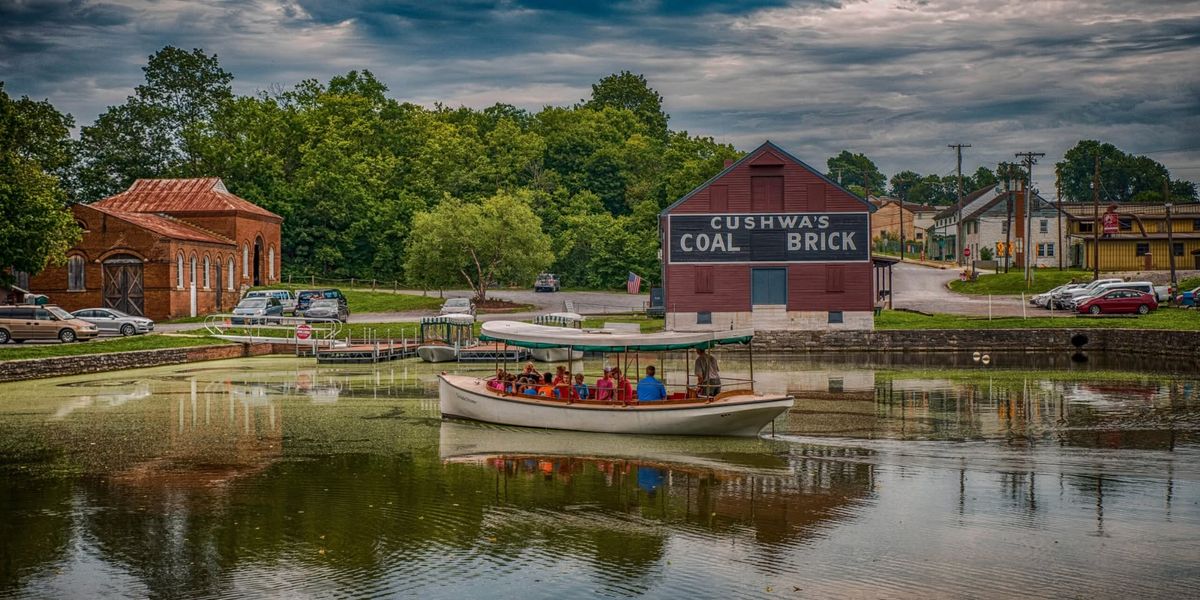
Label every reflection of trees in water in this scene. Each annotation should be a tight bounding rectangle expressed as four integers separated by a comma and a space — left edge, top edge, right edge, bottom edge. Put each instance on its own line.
0, 478, 72, 594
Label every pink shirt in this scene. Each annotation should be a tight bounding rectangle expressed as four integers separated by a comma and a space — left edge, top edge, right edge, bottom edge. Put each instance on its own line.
595, 377, 614, 401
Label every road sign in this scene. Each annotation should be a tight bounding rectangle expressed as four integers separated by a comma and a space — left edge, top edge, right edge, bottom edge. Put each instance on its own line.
296, 323, 312, 340
1102, 211, 1119, 235
963, 247, 971, 257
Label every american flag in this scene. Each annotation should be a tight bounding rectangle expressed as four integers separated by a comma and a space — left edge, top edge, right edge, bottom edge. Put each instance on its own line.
626, 272, 642, 294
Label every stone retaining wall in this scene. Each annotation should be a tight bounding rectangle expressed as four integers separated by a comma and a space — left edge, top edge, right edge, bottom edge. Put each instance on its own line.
752, 328, 1200, 358
0, 342, 285, 383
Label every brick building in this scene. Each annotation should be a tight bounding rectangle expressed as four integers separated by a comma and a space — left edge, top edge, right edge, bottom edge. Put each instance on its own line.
28, 178, 282, 320
659, 141, 876, 331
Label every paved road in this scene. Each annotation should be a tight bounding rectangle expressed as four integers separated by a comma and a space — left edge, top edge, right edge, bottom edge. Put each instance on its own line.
890, 262, 1069, 317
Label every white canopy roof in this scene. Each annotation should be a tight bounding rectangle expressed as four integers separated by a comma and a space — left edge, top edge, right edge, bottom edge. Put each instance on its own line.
480, 320, 753, 351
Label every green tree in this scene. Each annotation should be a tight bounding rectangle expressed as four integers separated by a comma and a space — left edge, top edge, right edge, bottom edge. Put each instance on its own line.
1055, 140, 1190, 203
825, 151, 886, 195
75, 46, 233, 200
585, 71, 668, 140
889, 170, 921, 200
0, 84, 80, 283
405, 190, 553, 302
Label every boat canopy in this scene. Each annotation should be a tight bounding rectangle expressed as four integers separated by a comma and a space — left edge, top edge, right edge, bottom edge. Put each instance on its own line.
420, 314, 475, 325
480, 320, 752, 351
532, 312, 584, 327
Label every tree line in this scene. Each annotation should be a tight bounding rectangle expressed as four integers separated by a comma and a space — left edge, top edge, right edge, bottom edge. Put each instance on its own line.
2, 46, 1196, 291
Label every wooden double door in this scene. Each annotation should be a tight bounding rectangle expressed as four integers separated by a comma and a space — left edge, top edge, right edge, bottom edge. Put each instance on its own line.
103, 256, 145, 316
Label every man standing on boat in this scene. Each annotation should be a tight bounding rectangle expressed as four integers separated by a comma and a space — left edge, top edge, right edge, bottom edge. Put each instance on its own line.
695, 347, 721, 397
636, 366, 667, 402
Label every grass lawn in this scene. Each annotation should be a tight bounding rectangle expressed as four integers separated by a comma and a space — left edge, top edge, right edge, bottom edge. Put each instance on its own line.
582, 315, 665, 333
948, 269, 1095, 295
0, 335, 229, 362
876, 308, 1200, 330
253, 284, 444, 313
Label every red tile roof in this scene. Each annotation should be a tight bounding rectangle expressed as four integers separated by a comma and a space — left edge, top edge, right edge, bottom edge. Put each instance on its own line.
80, 204, 234, 246
94, 178, 281, 221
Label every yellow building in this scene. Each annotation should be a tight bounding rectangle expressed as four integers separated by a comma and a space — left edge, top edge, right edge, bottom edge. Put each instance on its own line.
1063, 202, 1200, 271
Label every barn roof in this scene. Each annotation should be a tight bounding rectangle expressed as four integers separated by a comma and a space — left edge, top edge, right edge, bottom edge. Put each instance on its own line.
662, 141, 876, 215
93, 178, 281, 221
80, 204, 235, 246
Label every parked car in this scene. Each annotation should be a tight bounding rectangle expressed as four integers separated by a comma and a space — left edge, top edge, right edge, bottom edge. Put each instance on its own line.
244, 289, 297, 315
1032, 284, 1084, 308
232, 297, 284, 324
1052, 278, 1124, 309
71, 308, 155, 336
1068, 281, 1160, 310
0, 304, 99, 344
303, 298, 349, 322
1076, 289, 1158, 315
296, 289, 348, 314
440, 297, 476, 317
534, 273, 560, 292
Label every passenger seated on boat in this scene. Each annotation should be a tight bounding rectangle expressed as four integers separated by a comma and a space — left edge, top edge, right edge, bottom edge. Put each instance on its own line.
553, 365, 568, 385
595, 369, 614, 402
636, 365, 667, 402
537, 372, 557, 397
572, 374, 589, 400
612, 368, 633, 404
522, 362, 540, 378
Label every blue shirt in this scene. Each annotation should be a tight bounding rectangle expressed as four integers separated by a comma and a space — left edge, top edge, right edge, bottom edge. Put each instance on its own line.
573, 383, 589, 399
636, 376, 667, 402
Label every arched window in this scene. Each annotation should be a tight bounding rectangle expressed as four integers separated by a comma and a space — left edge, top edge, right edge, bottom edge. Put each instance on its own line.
242, 243, 249, 278
228, 258, 235, 290
203, 255, 211, 289
67, 255, 85, 291
189, 255, 197, 289
268, 246, 276, 281
177, 253, 184, 289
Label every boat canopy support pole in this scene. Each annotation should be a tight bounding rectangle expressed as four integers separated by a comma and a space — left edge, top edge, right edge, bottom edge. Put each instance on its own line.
748, 341, 755, 393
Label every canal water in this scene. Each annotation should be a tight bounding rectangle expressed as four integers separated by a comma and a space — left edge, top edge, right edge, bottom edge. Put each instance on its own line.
1, 355, 1198, 599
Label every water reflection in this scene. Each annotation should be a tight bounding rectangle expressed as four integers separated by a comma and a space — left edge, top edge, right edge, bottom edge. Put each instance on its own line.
0, 357, 1197, 599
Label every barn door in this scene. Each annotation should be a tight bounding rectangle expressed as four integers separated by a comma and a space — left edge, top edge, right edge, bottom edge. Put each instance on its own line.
103, 256, 145, 316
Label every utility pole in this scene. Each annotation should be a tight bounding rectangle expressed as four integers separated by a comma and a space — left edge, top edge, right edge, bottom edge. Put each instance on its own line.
949, 144, 971, 266
1165, 179, 1177, 294
899, 188, 906, 262
1015, 151, 1045, 286
1092, 155, 1101, 281
1055, 169, 1063, 270
1002, 162, 1013, 274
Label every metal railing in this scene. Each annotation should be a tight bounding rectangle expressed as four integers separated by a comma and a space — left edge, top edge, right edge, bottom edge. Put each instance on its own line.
203, 314, 344, 345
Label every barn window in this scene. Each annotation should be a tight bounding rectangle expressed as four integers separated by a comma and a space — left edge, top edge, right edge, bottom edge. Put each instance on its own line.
203, 256, 211, 289
697, 311, 712, 325
67, 255, 85, 291
268, 246, 276, 280
242, 243, 249, 278
751, 176, 783, 211
1173, 242, 1184, 257
1135, 243, 1150, 256
228, 258, 235, 290
695, 266, 714, 294
828, 311, 844, 324
177, 253, 184, 289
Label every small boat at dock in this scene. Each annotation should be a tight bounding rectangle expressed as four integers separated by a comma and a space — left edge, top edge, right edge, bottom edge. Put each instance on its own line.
529, 312, 585, 362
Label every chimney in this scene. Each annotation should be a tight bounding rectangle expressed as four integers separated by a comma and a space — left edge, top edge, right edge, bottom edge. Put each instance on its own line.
724, 159, 734, 168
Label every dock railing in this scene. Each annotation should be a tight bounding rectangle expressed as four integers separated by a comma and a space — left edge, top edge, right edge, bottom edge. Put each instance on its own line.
203, 314, 345, 347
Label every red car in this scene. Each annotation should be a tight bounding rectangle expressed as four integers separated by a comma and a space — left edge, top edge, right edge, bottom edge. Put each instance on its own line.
1076, 289, 1158, 315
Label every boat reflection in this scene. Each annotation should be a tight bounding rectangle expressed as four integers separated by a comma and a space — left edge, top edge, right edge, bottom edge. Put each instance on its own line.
439, 421, 876, 549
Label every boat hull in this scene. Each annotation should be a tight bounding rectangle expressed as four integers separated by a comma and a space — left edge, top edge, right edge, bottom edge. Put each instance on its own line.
530, 347, 584, 362
439, 374, 793, 437
417, 345, 458, 363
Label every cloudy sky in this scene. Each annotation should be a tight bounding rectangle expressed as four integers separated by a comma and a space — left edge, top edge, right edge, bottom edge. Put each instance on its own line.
2, 0, 1199, 191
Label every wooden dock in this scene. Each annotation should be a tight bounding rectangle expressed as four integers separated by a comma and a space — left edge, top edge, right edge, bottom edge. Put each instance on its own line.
316, 340, 420, 364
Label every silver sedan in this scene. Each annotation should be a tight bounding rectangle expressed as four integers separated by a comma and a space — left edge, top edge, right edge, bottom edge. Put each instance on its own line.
71, 308, 155, 336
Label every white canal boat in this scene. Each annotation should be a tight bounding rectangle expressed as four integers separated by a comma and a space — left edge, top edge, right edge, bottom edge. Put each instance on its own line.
438, 321, 794, 437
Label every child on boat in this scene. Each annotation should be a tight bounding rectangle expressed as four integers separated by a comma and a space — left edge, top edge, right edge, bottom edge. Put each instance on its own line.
572, 373, 589, 400
537, 372, 556, 397
595, 368, 614, 402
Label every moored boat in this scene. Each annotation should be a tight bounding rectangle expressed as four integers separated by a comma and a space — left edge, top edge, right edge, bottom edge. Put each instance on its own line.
437, 321, 793, 437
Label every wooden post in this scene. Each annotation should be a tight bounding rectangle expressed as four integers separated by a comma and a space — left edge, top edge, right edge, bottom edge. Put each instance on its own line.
1165, 181, 1176, 295
372, 279, 377, 291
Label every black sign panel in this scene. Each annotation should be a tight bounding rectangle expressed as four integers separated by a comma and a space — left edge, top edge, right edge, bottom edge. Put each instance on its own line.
668, 213, 869, 263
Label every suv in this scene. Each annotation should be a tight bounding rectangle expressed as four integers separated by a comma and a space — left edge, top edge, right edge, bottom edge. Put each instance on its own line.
534, 273, 560, 293
244, 289, 297, 315
296, 289, 348, 315
0, 304, 100, 344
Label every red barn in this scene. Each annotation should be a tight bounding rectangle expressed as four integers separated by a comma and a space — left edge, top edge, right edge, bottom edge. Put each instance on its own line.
28, 178, 282, 321
659, 141, 876, 331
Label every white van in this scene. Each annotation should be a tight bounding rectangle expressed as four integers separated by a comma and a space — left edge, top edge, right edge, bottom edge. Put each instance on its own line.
244, 289, 297, 315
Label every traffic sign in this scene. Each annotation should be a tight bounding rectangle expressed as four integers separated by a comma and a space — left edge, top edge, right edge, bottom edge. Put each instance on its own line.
963, 247, 971, 257
296, 323, 312, 340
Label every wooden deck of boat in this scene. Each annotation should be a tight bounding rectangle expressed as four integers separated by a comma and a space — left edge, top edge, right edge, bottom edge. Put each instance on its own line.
316, 341, 420, 364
